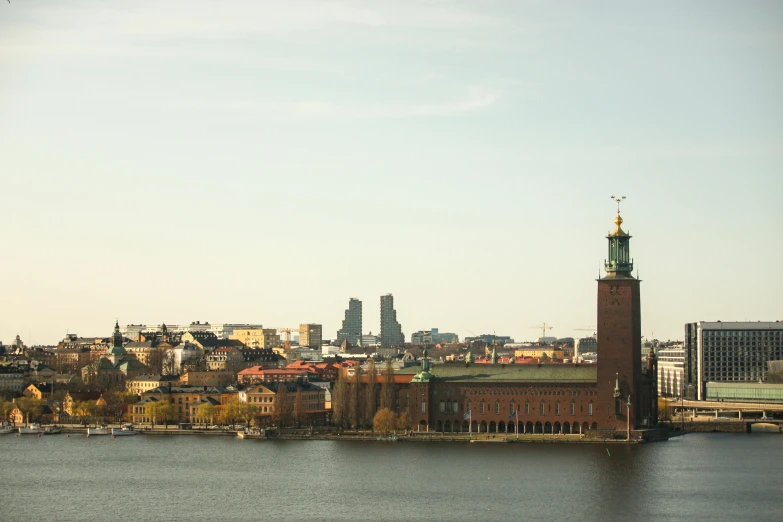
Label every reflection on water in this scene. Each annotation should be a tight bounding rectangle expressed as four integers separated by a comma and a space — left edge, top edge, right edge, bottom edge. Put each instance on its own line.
1, 433, 780, 521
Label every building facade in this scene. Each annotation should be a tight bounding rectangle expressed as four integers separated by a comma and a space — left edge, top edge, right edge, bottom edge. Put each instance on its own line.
396, 210, 657, 435
657, 346, 685, 398
336, 298, 363, 346
299, 324, 323, 349
380, 294, 404, 347
411, 328, 459, 345
683, 321, 783, 400
229, 328, 280, 349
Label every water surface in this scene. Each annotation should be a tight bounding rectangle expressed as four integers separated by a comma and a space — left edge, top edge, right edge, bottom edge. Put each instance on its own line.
1, 433, 780, 521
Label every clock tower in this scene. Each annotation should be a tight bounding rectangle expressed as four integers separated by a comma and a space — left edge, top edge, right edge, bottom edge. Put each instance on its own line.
596, 202, 643, 432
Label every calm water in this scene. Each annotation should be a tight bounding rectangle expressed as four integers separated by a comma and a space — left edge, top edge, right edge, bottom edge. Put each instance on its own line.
1, 433, 781, 521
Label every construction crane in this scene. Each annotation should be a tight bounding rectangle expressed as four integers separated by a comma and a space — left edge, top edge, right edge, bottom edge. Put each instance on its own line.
529, 323, 553, 339
274, 328, 297, 350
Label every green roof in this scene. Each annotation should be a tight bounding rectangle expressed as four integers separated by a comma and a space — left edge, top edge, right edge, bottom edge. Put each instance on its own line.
107, 345, 126, 356
399, 363, 597, 383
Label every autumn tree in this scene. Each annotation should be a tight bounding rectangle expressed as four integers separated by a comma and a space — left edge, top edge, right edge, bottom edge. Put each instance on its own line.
1, 401, 14, 423
397, 411, 411, 431
219, 397, 242, 426
195, 403, 215, 427
17, 398, 43, 423
145, 401, 161, 426
373, 408, 397, 435
237, 402, 256, 426
292, 390, 305, 427
380, 358, 394, 410
157, 402, 176, 428
364, 359, 377, 425
332, 369, 347, 429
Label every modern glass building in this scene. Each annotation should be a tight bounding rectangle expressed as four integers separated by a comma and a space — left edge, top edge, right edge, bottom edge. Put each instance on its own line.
380, 294, 405, 347
684, 321, 783, 400
336, 298, 362, 346
705, 382, 783, 403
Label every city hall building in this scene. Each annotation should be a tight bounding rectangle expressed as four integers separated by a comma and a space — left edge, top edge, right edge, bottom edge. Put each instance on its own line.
395, 210, 658, 436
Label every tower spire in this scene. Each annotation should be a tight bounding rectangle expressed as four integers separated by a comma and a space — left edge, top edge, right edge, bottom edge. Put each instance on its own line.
604, 196, 633, 277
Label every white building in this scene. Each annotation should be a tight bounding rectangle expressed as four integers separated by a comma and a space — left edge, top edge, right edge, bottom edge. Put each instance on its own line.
170, 342, 204, 375
574, 337, 597, 360
121, 322, 265, 340
657, 345, 685, 397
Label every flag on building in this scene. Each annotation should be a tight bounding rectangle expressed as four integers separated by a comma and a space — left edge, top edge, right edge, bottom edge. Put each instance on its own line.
509, 411, 517, 419
464, 411, 471, 420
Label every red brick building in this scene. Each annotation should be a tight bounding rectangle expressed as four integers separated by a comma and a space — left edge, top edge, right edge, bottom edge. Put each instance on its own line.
374, 210, 657, 436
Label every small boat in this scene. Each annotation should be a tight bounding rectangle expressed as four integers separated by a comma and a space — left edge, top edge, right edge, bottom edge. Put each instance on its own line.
111, 423, 137, 436
42, 426, 62, 435
19, 423, 42, 435
0, 425, 15, 435
87, 424, 111, 436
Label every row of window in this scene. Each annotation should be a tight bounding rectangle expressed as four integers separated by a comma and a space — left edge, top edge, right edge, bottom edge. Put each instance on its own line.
462, 389, 597, 397
429, 400, 594, 416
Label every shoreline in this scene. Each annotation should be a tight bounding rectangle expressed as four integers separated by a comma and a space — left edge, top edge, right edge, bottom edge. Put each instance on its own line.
29, 424, 673, 443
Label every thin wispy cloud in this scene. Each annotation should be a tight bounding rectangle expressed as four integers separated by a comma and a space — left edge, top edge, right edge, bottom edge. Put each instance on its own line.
165, 87, 502, 121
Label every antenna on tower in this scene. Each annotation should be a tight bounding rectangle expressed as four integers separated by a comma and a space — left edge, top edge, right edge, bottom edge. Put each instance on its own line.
610, 195, 626, 214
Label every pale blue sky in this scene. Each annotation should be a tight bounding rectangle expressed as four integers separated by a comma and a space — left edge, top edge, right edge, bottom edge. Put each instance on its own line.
1, 1, 781, 346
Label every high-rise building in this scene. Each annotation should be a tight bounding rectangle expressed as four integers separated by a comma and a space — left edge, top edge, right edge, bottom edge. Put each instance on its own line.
380, 294, 405, 347
299, 324, 322, 349
336, 298, 362, 346
684, 321, 783, 400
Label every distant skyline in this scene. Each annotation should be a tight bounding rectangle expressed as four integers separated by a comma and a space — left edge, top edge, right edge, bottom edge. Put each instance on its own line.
1, 1, 781, 345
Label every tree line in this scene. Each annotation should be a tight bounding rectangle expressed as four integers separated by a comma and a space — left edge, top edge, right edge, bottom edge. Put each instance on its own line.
332, 359, 410, 432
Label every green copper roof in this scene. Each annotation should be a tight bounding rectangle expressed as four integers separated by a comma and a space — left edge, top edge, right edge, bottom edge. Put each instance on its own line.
400, 364, 597, 383
108, 345, 126, 356
411, 370, 433, 383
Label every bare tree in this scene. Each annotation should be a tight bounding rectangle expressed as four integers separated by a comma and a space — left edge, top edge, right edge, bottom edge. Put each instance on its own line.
380, 358, 394, 410
350, 365, 362, 430
146, 348, 164, 375
273, 382, 291, 428
292, 390, 305, 427
162, 349, 178, 376
364, 359, 377, 424
332, 369, 347, 429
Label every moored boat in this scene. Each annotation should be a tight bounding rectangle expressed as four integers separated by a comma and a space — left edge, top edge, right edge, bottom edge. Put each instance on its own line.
42, 426, 62, 435
19, 423, 42, 435
111, 423, 137, 436
0, 425, 15, 435
87, 424, 111, 436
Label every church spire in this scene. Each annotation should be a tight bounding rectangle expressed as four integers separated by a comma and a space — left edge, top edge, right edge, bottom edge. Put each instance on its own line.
604, 196, 634, 277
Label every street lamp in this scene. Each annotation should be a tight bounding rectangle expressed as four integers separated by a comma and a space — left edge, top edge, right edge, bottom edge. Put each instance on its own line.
626, 394, 632, 441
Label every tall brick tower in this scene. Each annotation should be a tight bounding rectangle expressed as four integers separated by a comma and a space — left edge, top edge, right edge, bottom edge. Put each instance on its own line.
596, 201, 642, 432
